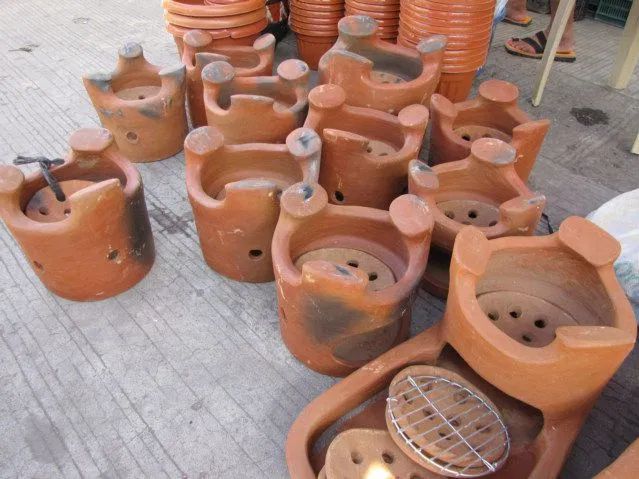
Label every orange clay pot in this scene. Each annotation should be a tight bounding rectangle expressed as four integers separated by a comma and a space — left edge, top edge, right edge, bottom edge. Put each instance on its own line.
185, 126, 321, 282
409, 138, 545, 297
181, 29, 276, 128
168, 19, 268, 55
348, 0, 400, 11
594, 439, 639, 478
290, 6, 344, 18
295, 34, 338, 70
202, 59, 310, 143
162, 0, 265, 17
434, 70, 477, 102
318, 15, 445, 114
429, 80, 551, 182
286, 216, 637, 478
345, 6, 399, 19
83, 43, 188, 163
290, 0, 345, 12
272, 182, 434, 376
0, 129, 155, 301
304, 84, 428, 209
164, 8, 266, 30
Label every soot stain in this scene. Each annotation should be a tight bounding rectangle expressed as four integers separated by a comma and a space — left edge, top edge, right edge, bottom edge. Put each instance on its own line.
570, 107, 609, 126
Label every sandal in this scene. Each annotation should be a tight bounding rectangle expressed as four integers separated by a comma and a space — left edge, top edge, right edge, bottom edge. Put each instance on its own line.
505, 31, 576, 63
503, 15, 533, 27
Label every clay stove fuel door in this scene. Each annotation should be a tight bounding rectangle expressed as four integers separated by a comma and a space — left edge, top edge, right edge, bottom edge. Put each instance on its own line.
429, 79, 550, 182
185, 126, 321, 283
83, 42, 188, 163
409, 138, 545, 297
0, 128, 155, 301
319, 15, 446, 114
305, 84, 429, 210
272, 182, 434, 376
181, 29, 276, 128
285, 217, 636, 479
202, 59, 310, 144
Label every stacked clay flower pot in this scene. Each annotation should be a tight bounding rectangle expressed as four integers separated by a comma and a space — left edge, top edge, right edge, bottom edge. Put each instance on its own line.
398, 0, 496, 102
345, 0, 400, 42
289, 0, 345, 69
163, 0, 268, 55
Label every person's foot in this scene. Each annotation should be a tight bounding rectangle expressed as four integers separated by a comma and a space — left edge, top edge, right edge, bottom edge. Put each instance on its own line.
505, 31, 576, 62
505, 3, 533, 26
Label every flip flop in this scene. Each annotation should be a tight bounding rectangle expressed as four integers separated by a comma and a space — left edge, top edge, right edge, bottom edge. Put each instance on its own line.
503, 16, 533, 27
505, 30, 576, 62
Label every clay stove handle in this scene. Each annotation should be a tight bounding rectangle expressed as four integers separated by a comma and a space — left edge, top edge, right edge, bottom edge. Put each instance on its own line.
251, 33, 276, 75
286, 326, 445, 479
114, 42, 158, 77
511, 119, 551, 182
415, 35, 447, 86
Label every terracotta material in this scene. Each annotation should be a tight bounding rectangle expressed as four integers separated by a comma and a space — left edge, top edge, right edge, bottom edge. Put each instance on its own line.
594, 439, 639, 478
165, 8, 266, 29
429, 80, 551, 182
185, 126, 321, 282
202, 59, 310, 143
181, 29, 276, 127
290, 0, 344, 68
0, 128, 155, 301
295, 35, 339, 71
398, 0, 496, 101
323, 428, 433, 478
409, 138, 545, 297
83, 42, 188, 163
163, 0, 265, 17
318, 15, 445, 114
168, 19, 268, 55
304, 84, 428, 209
345, 0, 401, 40
286, 216, 637, 478
272, 182, 433, 376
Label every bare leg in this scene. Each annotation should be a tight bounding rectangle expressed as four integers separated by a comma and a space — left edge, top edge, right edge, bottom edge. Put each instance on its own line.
506, 0, 575, 54
506, 0, 530, 23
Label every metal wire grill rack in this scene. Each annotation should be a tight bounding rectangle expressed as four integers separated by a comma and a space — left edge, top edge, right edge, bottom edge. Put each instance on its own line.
386, 372, 510, 477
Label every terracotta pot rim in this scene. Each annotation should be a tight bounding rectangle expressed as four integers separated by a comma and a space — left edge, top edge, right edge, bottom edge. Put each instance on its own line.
291, 5, 344, 15
347, 0, 400, 4
344, 8, 399, 18
399, 20, 492, 38
162, 0, 266, 17
406, 1, 495, 13
165, 9, 266, 29
167, 18, 267, 38
291, 0, 345, 4
291, 15, 343, 24
399, 15, 493, 33
398, 33, 490, 51
401, 8, 493, 26
291, 25, 339, 35
346, 0, 400, 11
291, 17, 340, 27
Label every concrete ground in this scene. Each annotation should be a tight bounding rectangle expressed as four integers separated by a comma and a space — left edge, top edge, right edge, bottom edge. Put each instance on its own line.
0, 1, 637, 477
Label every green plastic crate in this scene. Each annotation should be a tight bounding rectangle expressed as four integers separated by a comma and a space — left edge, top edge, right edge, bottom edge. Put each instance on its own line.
595, 0, 632, 26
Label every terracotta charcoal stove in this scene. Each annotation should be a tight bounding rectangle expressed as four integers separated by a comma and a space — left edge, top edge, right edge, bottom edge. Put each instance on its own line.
272, 182, 434, 376
202, 58, 311, 144
409, 138, 546, 298
83, 42, 188, 163
319, 15, 446, 114
181, 29, 276, 128
304, 84, 429, 210
429, 79, 550, 182
287, 217, 637, 478
0, 128, 155, 301
185, 126, 321, 283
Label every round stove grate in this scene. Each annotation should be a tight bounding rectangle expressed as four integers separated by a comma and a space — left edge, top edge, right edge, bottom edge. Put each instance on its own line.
386, 365, 510, 477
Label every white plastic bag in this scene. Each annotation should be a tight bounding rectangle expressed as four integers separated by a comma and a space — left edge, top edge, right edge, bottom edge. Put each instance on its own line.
587, 189, 639, 320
